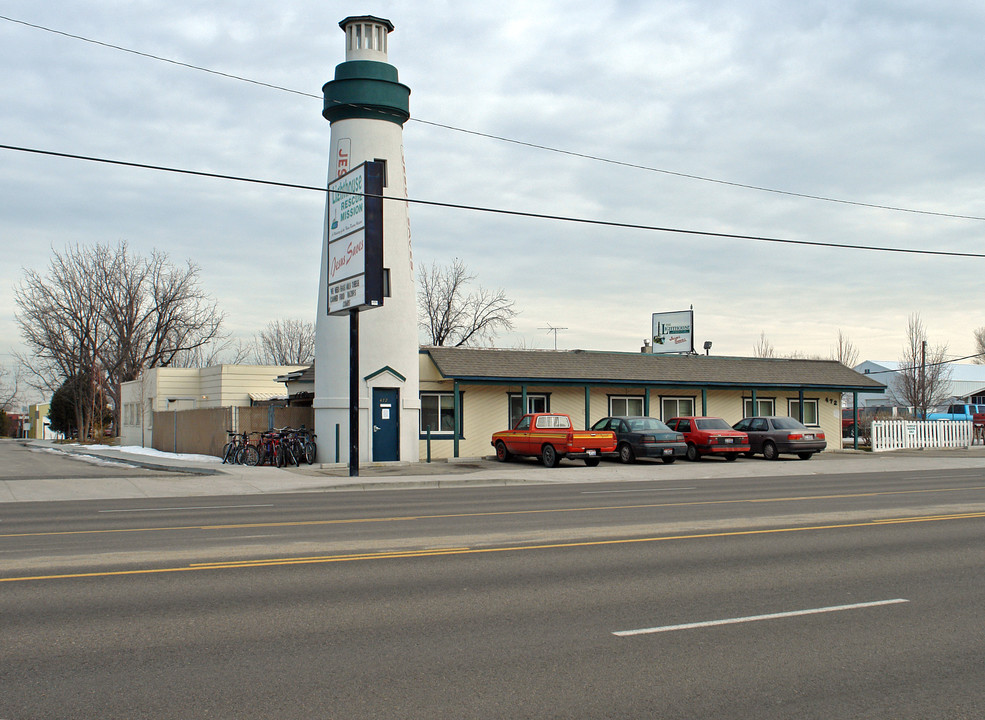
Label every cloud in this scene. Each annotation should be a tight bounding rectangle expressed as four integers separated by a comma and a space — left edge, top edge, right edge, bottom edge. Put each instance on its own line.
2, 0, 984, 388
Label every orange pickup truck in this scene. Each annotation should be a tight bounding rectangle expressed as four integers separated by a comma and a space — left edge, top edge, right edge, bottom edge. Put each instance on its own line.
491, 413, 618, 467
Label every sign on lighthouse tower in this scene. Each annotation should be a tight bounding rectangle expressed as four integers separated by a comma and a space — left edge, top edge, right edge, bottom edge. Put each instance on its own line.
314, 16, 419, 465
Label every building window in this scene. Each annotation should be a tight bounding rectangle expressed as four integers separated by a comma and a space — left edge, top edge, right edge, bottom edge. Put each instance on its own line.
743, 397, 776, 417
609, 396, 644, 416
509, 393, 548, 429
420, 392, 463, 436
661, 396, 695, 420
789, 398, 819, 426
374, 158, 388, 187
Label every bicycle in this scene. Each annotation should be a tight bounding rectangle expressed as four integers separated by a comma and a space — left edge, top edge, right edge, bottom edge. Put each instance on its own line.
296, 425, 317, 464
221, 430, 246, 464
276, 427, 301, 467
236, 431, 261, 466
256, 430, 283, 467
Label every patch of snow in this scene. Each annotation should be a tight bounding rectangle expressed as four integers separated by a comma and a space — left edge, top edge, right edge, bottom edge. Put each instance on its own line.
61, 444, 222, 464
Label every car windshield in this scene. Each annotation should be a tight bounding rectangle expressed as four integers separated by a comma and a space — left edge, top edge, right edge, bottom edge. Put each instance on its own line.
695, 418, 731, 430
771, 417, 806, 430
626, 418, 670, 432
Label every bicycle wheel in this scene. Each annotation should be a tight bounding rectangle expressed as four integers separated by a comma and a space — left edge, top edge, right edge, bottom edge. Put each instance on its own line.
304, 441, 316, 465
275, 445, 285, 468
221, 442, 234, 464
241, 445, 260, 466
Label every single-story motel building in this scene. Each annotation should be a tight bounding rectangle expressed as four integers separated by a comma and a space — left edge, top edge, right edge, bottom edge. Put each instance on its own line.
414, 347, 885, 459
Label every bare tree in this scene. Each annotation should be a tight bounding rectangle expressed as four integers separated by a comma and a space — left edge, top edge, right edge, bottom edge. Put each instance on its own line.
972, 326, 985, 364
172, 336, 253, 368
832, 329, 859, 367
892, 313, 952, 417
753, 331, 775, 358
15, 245, 106, 438
15, 242, 224, 436
253, 318, 315, 365
0, 362, 19, 412
418, 259, 518, 346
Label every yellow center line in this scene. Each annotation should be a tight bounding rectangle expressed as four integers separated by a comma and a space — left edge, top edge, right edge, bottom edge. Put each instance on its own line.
2, 511, 983, 584
3, 485, 985, 539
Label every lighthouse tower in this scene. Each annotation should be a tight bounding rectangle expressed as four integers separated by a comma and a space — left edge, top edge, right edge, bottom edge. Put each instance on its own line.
314, 16, 419, 464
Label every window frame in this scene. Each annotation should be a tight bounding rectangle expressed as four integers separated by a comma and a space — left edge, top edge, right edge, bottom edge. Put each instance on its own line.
508, 393, 549, 429
419, 391, 464, 438
743, 397, 776, 418
661, 396, 695, 421
608, 395, 644, 417
788, 398, 820, 427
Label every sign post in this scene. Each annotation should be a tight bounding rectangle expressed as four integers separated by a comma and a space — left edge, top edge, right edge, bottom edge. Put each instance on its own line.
327, 161, 385, 476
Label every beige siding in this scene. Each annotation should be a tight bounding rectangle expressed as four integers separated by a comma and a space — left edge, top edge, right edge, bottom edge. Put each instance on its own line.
417, 380, 843, 460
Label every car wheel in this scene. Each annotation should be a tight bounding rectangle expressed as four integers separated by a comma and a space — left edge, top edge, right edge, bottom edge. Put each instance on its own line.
797, 452, 814, 460
763, 441, 779, 460
686, 444, 700, 462
585, 457, 601, 467
541, 444, 559, 468
618, 443, 635, 464
661, 457, 676, 464
495, 441, 512, 462
724, 452, 739, 462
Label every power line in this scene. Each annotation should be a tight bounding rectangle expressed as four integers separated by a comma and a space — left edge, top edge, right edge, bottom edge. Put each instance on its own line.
3, 13, 985, 223
859, 352, 985, 375
3, 142, 984, 260
0, 14, 320, 100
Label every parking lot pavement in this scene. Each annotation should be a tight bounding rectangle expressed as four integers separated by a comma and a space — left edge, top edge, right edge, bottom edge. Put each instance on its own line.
4, 438, 984, 503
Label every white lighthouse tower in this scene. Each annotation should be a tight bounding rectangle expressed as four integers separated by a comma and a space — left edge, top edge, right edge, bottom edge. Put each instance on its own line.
314, 16, 419, 465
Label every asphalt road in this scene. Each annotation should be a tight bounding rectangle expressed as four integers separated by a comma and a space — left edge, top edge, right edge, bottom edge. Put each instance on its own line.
2, 457, 984, 718
0, 438, 187, 480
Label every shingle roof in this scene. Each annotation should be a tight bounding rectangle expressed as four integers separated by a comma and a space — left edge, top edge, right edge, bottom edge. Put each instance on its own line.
276, 364, 315, 384
423, 347, 886, 392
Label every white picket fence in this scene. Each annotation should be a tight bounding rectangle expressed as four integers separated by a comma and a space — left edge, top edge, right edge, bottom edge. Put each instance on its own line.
871, 419, 973, 452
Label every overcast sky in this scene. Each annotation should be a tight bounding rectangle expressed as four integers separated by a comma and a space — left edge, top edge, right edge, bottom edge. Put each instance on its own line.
3, 0, 984, 389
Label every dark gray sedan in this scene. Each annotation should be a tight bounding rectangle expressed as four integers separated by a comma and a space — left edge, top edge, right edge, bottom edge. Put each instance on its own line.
590, 416, 688, 464
732, 416, 827, 460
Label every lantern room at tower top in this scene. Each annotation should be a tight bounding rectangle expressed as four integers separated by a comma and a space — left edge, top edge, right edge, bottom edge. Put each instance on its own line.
322, 16, 410, 126
341, 15, 392, 59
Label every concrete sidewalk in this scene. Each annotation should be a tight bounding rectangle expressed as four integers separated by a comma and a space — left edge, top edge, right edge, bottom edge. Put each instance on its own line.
5, 438, 985, 503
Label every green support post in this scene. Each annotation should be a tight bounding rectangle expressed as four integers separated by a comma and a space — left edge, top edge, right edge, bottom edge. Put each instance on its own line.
453, 380, 460, 459
701, 388, 708, 416
584, 386, 591, 429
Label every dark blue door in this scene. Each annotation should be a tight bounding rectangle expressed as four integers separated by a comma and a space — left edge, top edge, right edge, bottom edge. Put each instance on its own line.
372, 388, 400, 462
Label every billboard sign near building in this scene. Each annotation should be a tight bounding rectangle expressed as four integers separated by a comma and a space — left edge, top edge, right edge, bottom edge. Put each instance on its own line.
327, 161, 385, 315
651, 310, 694, 354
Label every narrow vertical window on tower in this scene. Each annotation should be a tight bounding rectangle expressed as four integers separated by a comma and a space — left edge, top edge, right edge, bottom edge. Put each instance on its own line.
374, 158, 388, 187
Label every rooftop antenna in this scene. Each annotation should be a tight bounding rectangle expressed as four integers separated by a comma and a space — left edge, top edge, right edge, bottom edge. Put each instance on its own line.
539, 323, 568, 350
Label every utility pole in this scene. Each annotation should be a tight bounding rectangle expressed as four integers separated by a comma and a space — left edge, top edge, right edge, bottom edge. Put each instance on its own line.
920, 340, 927, 420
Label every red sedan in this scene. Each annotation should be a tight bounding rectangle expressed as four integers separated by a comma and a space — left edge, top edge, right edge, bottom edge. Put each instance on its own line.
665, 416, 750, 462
